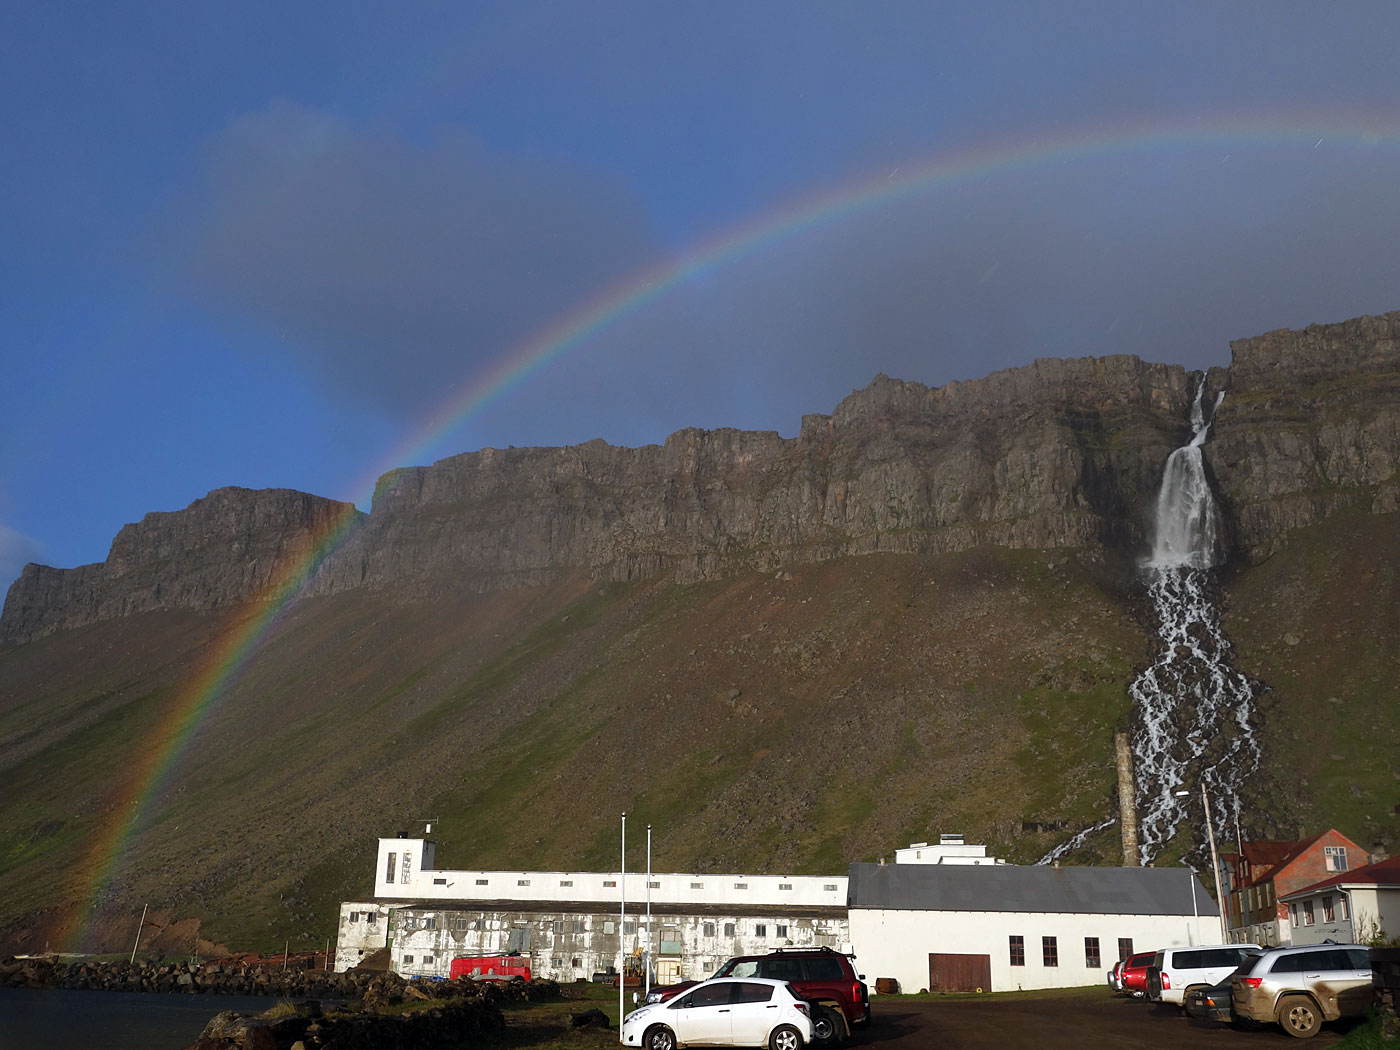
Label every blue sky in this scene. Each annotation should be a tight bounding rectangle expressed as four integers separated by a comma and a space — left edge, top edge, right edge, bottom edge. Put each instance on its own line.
4, 2, 1400, 593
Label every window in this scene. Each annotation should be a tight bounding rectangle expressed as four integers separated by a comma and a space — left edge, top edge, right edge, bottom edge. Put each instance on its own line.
604, 921, 616, 934
572, 958, 581, 967
423, 917, 436, 930
691, 882, 704, 889
776, 925, 788, 938
349, 911, 359, 923
401, 852, 412, 885
625, 921, 636, 935
1322, 895, 1335, 922
703, 922, 716, 937
1325, 846, 1349, 872
733, 982, 774, 1004
1339, 896, 1350, 920
649, 881, 660, 888
1009, 936, 1025, 967
735, 883, 748, 890
403, 955, 414, 964
1084, 937, 1100, 969
423, 955, 434, 965
823, 884, 838, 891
724, 923, 736, 937
560, 880, 573, 887
365, 912, 377, 924
553, 921, 565, 933
1117, 938, 1133, 961
1043, 937, 1058, 967
456, 918, 468, 931
517, 879, 531, 886
385, 852, 397, 883
806, 959, 844, 980
476, 878, 489, 885
604, 880, 617, 888
433, 877, 447, 885
755, 924, 767, 937
1289, 903, 1299, 925
1303, 900, 1315, 926
780, 883, 793, 891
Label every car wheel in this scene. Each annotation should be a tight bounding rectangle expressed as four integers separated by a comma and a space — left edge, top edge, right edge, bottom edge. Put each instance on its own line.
646, 1025, 677, 1050
811, 1008, 841, 1047
1278, 995, 1321, 1039
770, 1024, 804, 1050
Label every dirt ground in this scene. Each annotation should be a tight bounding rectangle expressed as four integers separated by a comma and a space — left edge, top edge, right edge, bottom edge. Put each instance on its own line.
847, 989, 1359, 1049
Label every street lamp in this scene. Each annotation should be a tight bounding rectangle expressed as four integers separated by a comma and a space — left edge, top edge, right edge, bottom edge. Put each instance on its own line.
1175, 785, 1228, 942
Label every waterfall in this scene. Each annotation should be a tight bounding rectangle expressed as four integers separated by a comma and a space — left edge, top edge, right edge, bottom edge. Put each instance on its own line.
1040, 379, 1260, 866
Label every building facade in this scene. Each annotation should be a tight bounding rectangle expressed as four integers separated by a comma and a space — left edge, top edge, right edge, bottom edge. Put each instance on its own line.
335, 835, 849, 981
846, 861, 1217, 994
1279, 856, 1400, 947
1222, 830, 1368, 946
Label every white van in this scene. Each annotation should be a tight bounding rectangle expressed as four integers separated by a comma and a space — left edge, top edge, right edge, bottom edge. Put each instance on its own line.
1146, 943, 1262, 1006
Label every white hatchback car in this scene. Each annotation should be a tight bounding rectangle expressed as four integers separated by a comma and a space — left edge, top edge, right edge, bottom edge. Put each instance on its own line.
622, 977, 813, 1050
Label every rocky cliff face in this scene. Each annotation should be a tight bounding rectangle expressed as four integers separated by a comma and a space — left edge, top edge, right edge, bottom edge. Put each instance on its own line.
4, 310, 1398, 642
0, 488, 362, 643
306, 355, 1195, 596
1210, 311, 1400, 560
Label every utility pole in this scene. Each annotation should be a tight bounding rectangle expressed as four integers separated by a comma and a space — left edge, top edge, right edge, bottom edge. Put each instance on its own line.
645, 825, 653, 1000
1203, 784, 1227, 941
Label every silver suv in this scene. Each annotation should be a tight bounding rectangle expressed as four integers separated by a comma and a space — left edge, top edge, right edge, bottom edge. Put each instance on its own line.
1230, 943, 1372, 1038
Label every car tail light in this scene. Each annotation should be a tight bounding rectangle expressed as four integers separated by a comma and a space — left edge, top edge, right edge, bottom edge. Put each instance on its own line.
1238, 977, 1263, 989
794, 1003, 809, 1015
1161, 973, 1171, 989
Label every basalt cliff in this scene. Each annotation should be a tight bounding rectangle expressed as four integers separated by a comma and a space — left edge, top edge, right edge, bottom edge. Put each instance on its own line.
0, 310, 1397, 956
8, 310, 1397, 640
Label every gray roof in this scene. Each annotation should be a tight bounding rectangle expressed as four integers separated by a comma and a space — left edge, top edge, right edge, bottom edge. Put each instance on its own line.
848, 863, 1219, 918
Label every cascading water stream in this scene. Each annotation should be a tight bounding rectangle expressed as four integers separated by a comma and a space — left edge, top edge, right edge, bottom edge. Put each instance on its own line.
1041, 379, 1260, 866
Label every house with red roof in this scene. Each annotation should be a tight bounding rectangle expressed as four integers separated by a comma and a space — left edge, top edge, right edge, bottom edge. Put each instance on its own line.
1222, 829, 1367, 946
1279, 855, 1400, 946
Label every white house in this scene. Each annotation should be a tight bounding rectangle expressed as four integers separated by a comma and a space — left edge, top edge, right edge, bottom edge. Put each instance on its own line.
894, 834, 1005, 866
846, 861, 1217, 993
1279, 856, 1400, 946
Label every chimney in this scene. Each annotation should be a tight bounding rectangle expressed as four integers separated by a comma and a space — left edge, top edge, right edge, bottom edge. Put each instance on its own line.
1371, 841, 1390, 865
1115, 732, 1140, 866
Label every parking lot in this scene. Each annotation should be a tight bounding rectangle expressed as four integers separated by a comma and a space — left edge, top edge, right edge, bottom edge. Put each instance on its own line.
848, 989, 1357, 1049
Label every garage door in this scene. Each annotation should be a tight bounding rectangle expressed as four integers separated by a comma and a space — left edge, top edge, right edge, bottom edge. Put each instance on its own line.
928, 953, 992, 992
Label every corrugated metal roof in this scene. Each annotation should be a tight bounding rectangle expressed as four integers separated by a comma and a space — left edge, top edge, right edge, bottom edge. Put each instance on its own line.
847, 863, 1218, 918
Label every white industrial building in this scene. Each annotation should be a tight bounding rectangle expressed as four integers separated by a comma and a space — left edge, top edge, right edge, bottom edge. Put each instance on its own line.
847, 860, 1217, 993
335, 832, 1219, 993
335, 834, 849, 981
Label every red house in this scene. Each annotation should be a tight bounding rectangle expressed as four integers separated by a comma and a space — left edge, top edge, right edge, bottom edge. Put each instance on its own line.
1222, 829, 1367, 946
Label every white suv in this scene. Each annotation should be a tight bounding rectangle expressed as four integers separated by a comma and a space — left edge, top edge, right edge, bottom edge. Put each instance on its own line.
1145, 943, 1261, 1006
1231, 943, 1372, 1038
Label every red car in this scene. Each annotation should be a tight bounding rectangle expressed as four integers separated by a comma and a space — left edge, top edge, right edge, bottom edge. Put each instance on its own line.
1118, 952, 1157, 998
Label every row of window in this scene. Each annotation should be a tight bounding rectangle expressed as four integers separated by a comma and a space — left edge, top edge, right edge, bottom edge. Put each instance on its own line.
1290, 894, 1348, 927
1008, 936, 1131, 969
387, 861, 838, 894
394, 914, 804, 938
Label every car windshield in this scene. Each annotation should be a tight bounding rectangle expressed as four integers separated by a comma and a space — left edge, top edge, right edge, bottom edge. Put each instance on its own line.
721, 961, 759, 978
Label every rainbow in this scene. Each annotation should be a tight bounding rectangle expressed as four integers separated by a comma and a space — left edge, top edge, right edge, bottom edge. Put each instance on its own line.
61, 112, 1400, 949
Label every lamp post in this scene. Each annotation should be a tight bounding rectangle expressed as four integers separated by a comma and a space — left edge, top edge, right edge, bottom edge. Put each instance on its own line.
1176, 785, 1229, 942
1179, 859, 1199, 944
645, 825, 653, 1001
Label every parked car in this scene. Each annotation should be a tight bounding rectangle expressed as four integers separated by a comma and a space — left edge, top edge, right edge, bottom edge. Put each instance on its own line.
1106, 957, 1125, 993
1145, 943, 1261, 1006
1117, 952, 1158, 998
622, 977, 813, 1050
643, 948, 868, 1046
1183, 977, 1235, 1023
1230, 943, 1372, 1038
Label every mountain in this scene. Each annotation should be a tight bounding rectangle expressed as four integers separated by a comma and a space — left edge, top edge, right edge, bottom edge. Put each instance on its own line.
1, 311, 1397, 956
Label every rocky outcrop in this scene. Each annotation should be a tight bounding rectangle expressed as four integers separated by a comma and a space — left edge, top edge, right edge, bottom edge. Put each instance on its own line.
1208, 310, 1400, 560
307, 356, 1196, 596
0, 488, 362, 643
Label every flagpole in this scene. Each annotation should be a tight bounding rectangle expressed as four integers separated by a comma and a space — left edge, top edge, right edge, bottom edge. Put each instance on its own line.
619, 812, 626, 1042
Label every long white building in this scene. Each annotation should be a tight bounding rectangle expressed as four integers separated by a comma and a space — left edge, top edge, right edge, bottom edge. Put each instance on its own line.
336, 834, 850, 981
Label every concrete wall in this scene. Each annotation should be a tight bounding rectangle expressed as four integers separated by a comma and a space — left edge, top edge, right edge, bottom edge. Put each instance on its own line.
384, 905, 850, 982
334, 901, 393, 971
848, 909, 1216, 993
373, 838, 847, 910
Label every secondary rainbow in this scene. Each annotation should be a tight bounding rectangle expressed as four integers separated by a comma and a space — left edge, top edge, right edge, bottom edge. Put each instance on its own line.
60, 111, 1400, 949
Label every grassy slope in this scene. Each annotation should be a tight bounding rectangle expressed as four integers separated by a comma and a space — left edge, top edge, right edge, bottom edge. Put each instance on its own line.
0, 510, 1393, 956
